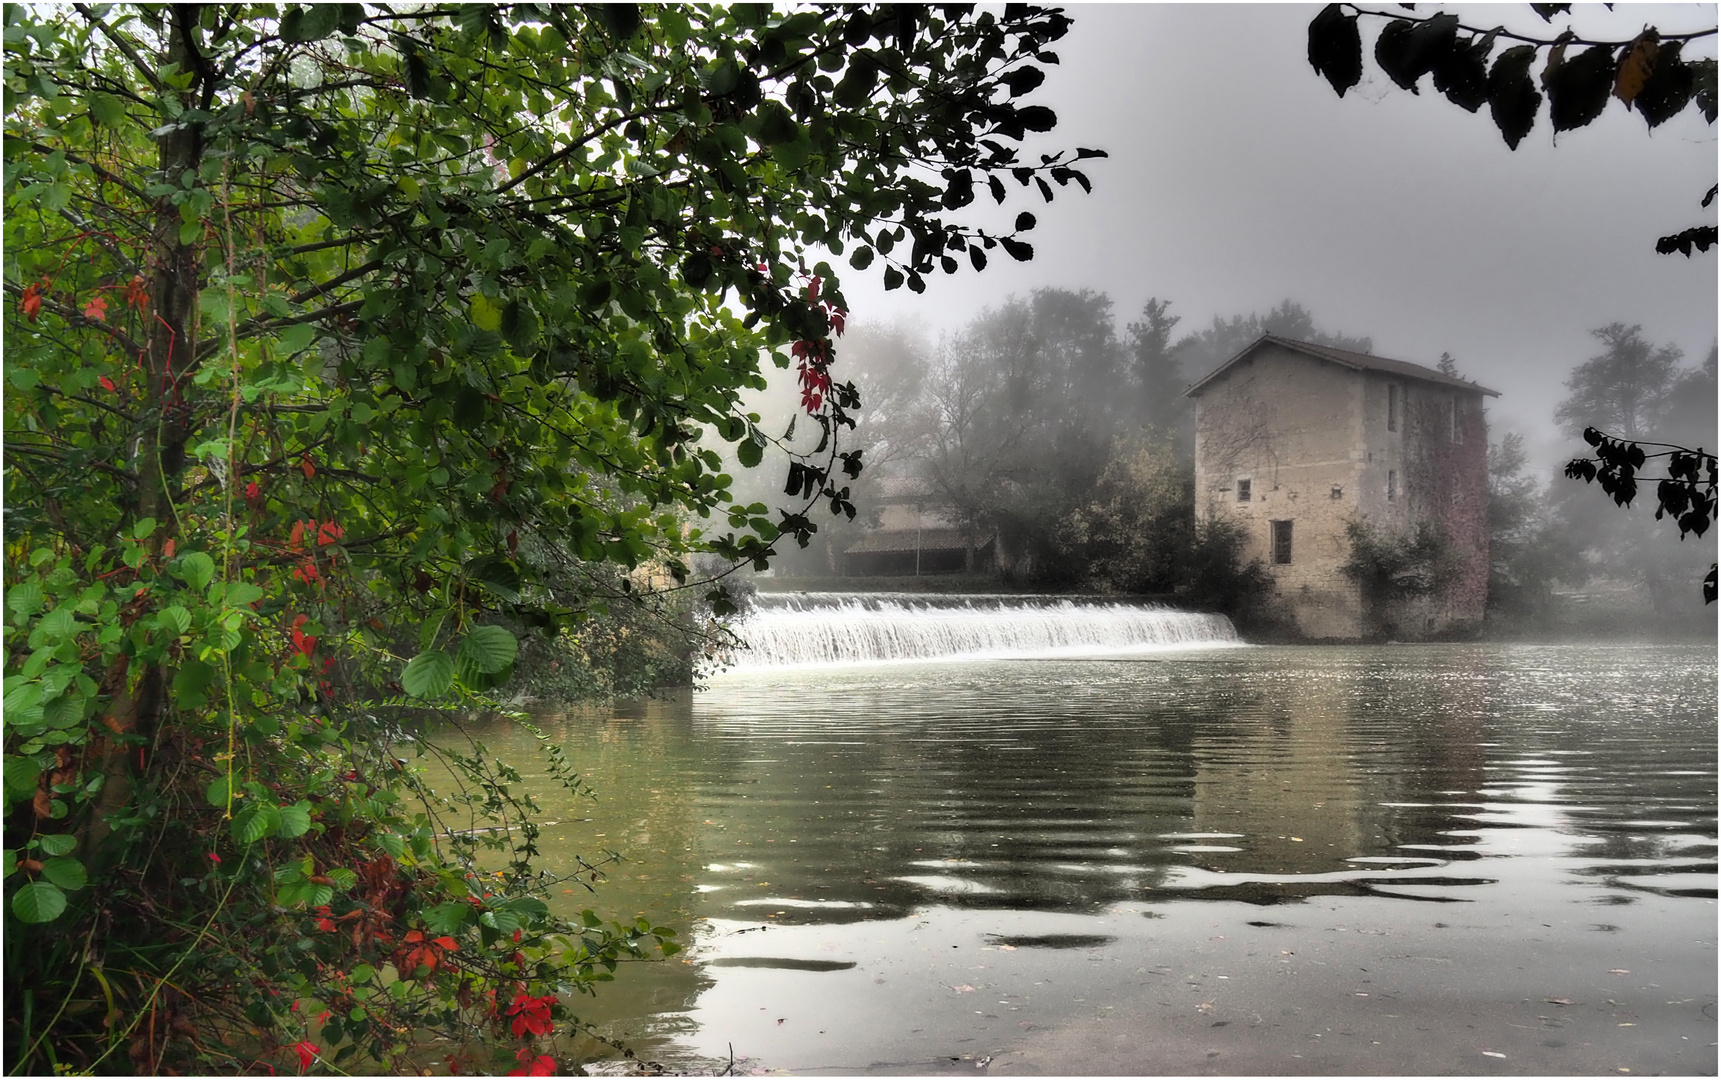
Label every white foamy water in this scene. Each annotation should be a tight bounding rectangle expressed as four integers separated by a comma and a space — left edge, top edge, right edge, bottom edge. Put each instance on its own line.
716, 592, 1242, 670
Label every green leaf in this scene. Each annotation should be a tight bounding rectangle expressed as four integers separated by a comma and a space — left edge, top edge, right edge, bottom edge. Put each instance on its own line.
175, 552, 216, 592
12, 880, 66, 923
455, 625, 517, 676
157, 605, 192, 636
89, 91, 127, 128
35, 833, 75, 857
280, 3, 339, 43
231, 801, 282, 844
401, 650, 454, 698
4, 756, 43, 795
276, 801, 314, 839
41, 856, 85, 890
132, 517, 158, 540
279, 323, 318, 355
469, 294, 503, 332
423, 901, 475, 934
7, 581, 44, 622
736, 433, 764, 468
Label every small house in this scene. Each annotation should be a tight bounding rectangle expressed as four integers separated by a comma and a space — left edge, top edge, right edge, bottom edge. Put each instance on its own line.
1185, 335, 1498, 639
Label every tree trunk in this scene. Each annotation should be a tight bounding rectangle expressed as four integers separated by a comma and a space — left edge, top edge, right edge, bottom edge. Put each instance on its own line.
88, 7, 208, 852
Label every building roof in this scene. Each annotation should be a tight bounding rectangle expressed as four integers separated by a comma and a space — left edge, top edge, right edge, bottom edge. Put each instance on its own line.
1183, 334, 1501, 399
844, 527, 992, 555
876, 476, 937, 501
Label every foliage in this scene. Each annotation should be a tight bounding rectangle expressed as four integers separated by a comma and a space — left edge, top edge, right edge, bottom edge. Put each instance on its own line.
1307, 4, 1717, 151
1486, 432, 1582, 621
1554, 323, 1684, 441
1126, 298, 1190, 450
2, 3, 1090, 1072
1565, 429, 1718, 602
1343, 519, 1457, 600
1069, 431, 1270, 614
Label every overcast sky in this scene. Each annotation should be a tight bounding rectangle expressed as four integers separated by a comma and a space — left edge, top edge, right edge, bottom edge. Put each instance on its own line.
830, 3, 1718, 477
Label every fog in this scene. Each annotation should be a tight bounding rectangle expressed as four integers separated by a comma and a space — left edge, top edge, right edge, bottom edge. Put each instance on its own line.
826, 3, 1718, 480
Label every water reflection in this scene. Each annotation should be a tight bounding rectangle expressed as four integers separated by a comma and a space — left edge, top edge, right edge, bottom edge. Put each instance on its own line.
443, 643, 1715, 1072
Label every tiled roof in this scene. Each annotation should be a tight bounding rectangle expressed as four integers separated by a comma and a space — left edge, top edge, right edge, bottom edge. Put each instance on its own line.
876, 476, 937, 500
1184, 334, 1501, 398
844, 528, 992, 555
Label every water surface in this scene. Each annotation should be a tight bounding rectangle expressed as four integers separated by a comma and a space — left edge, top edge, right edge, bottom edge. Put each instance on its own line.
466, 643, 1716, 1074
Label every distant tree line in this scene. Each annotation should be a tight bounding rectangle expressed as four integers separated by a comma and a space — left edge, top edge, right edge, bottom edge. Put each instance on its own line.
772, 297, 1714, 634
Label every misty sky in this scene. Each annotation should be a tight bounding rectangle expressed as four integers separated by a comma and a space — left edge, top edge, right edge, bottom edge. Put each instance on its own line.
828, 3, 1719, 478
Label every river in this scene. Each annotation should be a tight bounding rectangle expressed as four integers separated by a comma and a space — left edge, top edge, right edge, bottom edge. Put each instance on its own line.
447, 618, 1716, 1075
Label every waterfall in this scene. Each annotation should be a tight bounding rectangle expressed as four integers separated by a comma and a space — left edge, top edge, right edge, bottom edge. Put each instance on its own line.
717, 592, 1242, 670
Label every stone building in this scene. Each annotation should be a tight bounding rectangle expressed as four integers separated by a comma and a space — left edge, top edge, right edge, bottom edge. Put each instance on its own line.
1185, 334, 1498, 640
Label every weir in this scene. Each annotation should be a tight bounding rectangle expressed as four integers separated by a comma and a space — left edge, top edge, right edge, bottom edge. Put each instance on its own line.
720, 592, 1242, 669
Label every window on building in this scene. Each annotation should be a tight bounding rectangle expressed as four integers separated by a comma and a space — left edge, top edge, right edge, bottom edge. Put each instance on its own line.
1387, 384, 1398, 432
1270, 519, 1293, 564
1450, 398, 1462, 443
1388, 469, 1397, 501
1236, 478, 1252, 502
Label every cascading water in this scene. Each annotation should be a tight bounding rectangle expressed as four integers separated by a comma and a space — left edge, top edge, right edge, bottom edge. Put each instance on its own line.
716, 592, 1243, 670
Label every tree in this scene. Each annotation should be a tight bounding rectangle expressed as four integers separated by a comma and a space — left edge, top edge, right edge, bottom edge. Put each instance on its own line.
1125, 297, 1189, 447
1174, 299, 1373, 385
2, 4, 1096, 1071
1486, 431, 1581, 623
1554, 323, 1683, 441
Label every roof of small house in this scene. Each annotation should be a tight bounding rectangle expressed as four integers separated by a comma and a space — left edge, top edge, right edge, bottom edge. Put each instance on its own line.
1183, 334, 1501, 399
876, 476, 937, 501
844, 528, 993, 555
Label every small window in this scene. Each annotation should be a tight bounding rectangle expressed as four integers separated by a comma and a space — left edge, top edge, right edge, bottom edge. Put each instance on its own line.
1236, 478, 1252, 502
1270, 520, 1293, 565
1450, 398, 1462, 443
1388, 469, 1397, 502
1387, 384, 1398, 432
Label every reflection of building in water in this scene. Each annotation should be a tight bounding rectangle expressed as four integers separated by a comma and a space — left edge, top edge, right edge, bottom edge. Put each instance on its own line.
1187, 671, 1366, 873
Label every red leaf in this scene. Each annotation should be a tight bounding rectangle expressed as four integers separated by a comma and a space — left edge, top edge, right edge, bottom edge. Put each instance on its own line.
123, 275, 148, 311
99, 376, 117, 393
83, 294, 109, 322
316, 521, 343, 546
301, 455, 316, 479
293, 1041, 319, 1071
163, 538, 176, 559
289, 520, 306, 549
20, 282, 44, 322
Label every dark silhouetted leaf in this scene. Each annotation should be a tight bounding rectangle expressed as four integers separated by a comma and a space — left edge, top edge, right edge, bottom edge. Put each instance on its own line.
1374, 14, 1458, 93
1635, 41, 1695, 128
1014, 211, 1036, 231
1308, 4, 1363, 97
1000, 66, 1045, 96
1432, 34, 1491, 112
1546, 44, 1614, 131
1017, 105, 1056, 132
597, 4, 642, 40
999, 237, 1033, 261
1530, 3, 1571, 21
1487, 45, 1542, 149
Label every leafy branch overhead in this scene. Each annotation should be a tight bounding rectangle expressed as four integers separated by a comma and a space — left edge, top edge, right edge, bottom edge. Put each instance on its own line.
1308, 4, 1718, 149
1565, 429, 1718, 602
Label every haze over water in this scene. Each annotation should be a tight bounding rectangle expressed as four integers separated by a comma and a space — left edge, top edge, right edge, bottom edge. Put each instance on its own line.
475, 636, 1717, 1074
